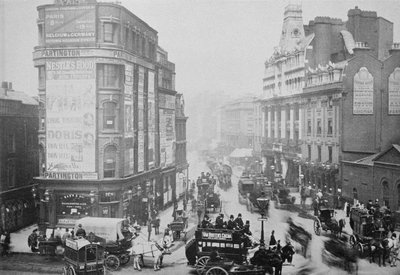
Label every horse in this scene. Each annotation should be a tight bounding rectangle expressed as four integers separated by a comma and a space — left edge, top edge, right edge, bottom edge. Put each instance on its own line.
129, 235, 166, 271
286, 217, 312, 258
326, 218, 346, 238
249, 246, 282, 275
323, 237, 358, 273
368, 237, 390, 267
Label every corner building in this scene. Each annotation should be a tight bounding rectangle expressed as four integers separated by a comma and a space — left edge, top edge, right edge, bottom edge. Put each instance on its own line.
33, 0, 183, 229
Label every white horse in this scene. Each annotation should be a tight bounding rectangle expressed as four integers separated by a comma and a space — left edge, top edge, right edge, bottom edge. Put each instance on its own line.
129, 235, 166, 271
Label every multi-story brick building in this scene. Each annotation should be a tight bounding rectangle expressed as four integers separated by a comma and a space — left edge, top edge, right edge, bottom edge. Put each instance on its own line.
33, 0, 186, 229
0, 82, 39, 232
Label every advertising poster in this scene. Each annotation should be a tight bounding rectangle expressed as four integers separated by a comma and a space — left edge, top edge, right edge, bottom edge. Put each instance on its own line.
389, 67, 400, 115
353, 67, 374, 115
148, 71, 156, 167
124, 64, 134, 137
160, 107, 176, 167
45, 5, 96, 46
46, 58, 96, 175
138, 67, 145, 172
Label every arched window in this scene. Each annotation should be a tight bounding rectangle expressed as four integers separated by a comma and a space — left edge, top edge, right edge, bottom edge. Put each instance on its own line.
352, 188, 358, 200
104, 146, 117, 178
382, 181, 390, 208
103, 102, 117, 129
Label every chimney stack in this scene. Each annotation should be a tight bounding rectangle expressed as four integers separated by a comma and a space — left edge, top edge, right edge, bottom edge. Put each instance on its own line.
8, 82, 12, 90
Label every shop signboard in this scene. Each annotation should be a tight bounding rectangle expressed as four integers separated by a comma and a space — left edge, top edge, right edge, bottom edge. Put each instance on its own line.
124, 63, 134, 176
46, 58, 96, 173
45, 5, 96, 46
148, 71, 156, 167
353, 67, 374, 115
389, 67, 400, 115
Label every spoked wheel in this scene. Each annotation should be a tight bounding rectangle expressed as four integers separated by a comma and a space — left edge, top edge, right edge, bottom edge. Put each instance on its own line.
357, 242, 364, 257
314, 218, 321, 236
196, 256, 210, 275
205, 266, 229, 275
105, 254, 120, 271
63, 265, 76, 275
119, 253, 131, 265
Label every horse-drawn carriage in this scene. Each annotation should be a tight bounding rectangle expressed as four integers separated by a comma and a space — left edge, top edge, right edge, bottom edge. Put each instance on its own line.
273, 185, 296, 209
185, 227, 266, 275
313, 207, 345, 236
170, 209, 189, 242
348, 207, 390, 260
63, 238, 105, 275
238, 176, 272, 213
74, 217, 133, 271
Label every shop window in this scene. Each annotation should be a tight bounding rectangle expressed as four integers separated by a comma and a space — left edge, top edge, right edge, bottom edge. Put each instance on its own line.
327, 119, 333, 136
103, 102, 117, 129
97, 64, 122, 89
104, 146, 117, 178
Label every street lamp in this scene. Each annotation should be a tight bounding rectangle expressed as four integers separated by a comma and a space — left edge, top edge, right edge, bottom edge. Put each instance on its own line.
256, 192, 269, 247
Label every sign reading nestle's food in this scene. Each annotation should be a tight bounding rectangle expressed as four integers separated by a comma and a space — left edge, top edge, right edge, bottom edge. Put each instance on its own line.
202, 231, 232, 241
45, 4, 95, 46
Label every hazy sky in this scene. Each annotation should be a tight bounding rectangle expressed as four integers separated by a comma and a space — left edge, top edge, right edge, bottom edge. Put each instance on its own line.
1, 0, 399, 98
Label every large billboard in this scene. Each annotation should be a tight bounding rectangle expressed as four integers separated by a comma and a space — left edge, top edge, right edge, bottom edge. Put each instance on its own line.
138, 67, 145, 172
45, 5, 96, 46
45, 58, 96, 176
160, 94, 176, 167
148, 71, 156, 168
389, 67, 400, 115
124, 64, 134, 176
353, 67, 374, 115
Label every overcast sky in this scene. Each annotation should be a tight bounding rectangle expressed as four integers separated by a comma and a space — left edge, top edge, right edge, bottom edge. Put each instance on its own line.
1, 0, 399, 99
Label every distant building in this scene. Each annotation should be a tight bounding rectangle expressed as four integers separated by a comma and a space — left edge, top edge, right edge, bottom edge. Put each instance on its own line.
175, 93, 188, 200
33, 0, 186, 229
0, 81, 39, 232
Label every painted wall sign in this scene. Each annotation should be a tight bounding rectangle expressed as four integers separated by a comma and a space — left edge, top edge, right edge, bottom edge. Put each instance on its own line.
45, 5, 96, 46
389, 67, 400, 115
138, 67, 145, 172
46, 58, 96, 173
148, 71, 156, 167
353, 67, 374, 115
44, 172, 98, 180
201, 231, 232, 241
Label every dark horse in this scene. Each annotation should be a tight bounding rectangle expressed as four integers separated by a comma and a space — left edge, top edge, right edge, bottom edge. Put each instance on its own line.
250, 246, 282, 275
286, 217, 312, 258
369, 237, 390, 266
323, 237, 358, 273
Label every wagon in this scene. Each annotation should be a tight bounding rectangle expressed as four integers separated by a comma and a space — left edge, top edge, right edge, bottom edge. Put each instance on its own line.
170, 209, 189, 242
62, 238, 105, 275
74, 217, 132, 271
313, 207, 345, 236
206, 192, 222, 213
185, 227, 251, 275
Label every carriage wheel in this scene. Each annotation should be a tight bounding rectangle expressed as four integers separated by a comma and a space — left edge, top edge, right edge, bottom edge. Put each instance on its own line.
205, 266, 229, 275
105, 254, 120, 271
119, 253, 131, 265
63, 265, 76, 275
314, 219, 321, 235
349, 235, 356, 247
196, 256, 210, 275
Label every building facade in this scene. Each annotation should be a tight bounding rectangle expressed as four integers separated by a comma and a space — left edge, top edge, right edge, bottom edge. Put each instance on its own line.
0, 82, 39, 232
33, 0, 186, 229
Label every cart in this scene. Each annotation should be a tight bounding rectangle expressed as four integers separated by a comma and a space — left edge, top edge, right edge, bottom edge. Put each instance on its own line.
170, 210, 189, 242
313, 207, 345, 236
74, 217, 132, 271
63, 238, 105, 275
206, 192, 222, 213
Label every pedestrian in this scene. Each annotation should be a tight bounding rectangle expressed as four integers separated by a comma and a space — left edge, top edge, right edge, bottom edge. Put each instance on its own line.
62, 228, 71, 246
162, 229, 173, 253
390, 233, 399, 267
227, 215, 237, 230
235, 213, 244, 229
147, 218, 152, 242
0, 231, 10, 256
154, 218, 160, 235
281, 240, 295, 265
76, 224, 86, 238
346, 202, 351, 217
28, 229, 39, 252
269, 230, 277, 246
54, 227, 62, 244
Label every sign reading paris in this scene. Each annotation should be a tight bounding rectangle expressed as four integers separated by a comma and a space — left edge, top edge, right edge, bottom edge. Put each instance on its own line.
45, 4, 95, 46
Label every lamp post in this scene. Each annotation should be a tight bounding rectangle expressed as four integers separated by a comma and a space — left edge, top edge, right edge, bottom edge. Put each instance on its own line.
256, 193, 269, 247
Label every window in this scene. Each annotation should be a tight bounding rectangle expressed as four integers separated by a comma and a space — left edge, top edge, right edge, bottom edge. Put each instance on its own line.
40, 117, 45, 131
328, 146, 332, 163
307, 120, 311, 136
317, 146, 321, 162
104, 22, 115, 43
38, 66, 45, 88
8, 132, 16, 153
104, 146, 117, 178
98, 64, 122, 88
308, 145, 312, 160
7, 158, 16, 188
327, 119, 333, 136
317, 119, 322, 136
328, 96, 333, 109
103, 102, 117, 129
